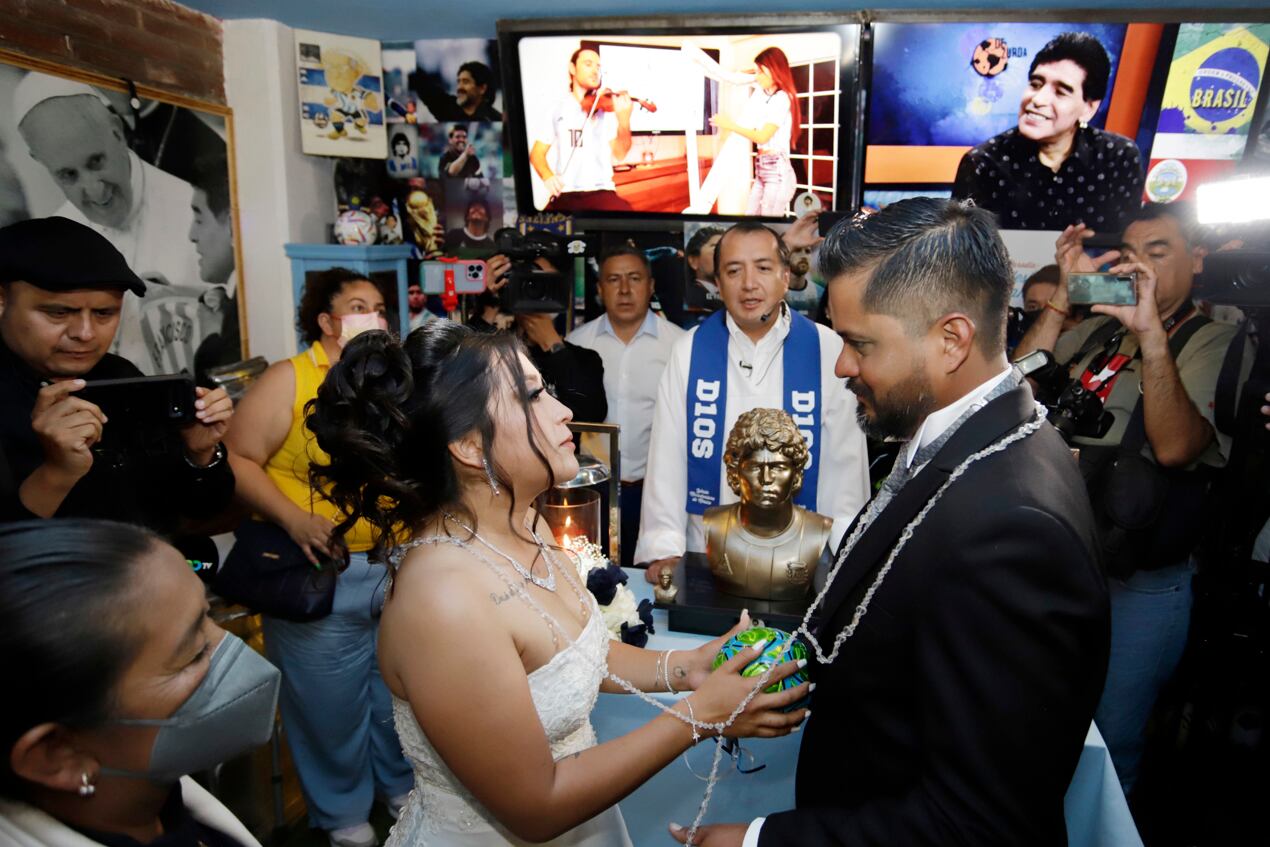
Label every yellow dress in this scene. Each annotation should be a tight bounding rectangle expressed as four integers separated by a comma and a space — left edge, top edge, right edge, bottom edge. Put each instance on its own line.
264, 343, 375, 553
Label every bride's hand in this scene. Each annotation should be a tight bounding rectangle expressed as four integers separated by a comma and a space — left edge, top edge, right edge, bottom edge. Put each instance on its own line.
678, 611, 754, 691
685, 639, 809, 739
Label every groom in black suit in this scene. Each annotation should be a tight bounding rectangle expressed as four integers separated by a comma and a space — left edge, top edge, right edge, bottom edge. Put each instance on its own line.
672, 198, 1109, 846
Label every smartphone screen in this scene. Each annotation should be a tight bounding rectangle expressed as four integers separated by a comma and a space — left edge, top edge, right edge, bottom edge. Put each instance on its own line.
1067, 272, 1137, 306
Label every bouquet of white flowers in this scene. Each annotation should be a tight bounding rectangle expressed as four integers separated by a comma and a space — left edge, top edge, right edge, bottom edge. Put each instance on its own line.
565, 537, 655, 647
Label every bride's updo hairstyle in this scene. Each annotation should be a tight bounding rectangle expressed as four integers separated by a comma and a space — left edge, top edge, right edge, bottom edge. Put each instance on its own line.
306, 320, 557, 556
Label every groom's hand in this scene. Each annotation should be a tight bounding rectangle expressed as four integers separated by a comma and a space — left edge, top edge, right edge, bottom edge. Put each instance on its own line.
669, 822, 747, 846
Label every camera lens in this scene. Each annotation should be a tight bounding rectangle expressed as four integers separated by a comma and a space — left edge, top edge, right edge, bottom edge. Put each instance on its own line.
523, 278, 544, 299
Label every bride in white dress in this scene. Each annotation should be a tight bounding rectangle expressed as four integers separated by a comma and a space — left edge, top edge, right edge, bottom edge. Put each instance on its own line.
306, 322, 809, 846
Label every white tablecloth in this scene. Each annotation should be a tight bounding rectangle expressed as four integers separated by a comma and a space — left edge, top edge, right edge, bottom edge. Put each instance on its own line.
591, 569, 1143, 846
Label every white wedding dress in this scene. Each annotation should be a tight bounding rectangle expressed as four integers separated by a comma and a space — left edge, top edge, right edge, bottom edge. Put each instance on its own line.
385, 602, 634, 846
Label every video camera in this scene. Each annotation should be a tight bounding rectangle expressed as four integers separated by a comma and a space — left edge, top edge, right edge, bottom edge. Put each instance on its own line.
1014, 349, 1114, 442
493, 227, 574, 314
1193, 250, 1270, 309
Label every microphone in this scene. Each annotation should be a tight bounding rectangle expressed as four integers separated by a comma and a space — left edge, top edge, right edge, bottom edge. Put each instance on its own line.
759, 304, 780, 323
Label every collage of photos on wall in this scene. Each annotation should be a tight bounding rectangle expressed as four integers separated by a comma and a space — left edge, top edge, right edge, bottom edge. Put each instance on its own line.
380, 36, 511, 267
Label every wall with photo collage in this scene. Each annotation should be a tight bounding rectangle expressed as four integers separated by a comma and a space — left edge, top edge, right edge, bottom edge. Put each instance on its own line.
378, 37, 511, 263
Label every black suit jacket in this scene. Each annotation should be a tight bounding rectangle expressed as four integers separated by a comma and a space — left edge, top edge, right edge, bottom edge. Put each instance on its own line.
760, 385, 1109, 846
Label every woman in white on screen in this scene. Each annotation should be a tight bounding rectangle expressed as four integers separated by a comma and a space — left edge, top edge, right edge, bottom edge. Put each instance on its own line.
682, 45, 802, 217
305, 321, 808, 846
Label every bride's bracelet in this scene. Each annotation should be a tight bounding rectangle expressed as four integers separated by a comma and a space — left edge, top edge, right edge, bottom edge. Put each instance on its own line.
681, 696, 701, 744
662, 649, 678, 693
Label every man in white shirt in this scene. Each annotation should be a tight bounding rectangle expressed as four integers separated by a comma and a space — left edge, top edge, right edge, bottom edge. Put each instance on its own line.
637, 222, 869, 583
528, 47, 634, 213
568, 245, 686, 565
14, 71, 204, 375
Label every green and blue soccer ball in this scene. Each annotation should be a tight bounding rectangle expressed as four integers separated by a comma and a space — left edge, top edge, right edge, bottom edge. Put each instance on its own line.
712, 626, 810, 711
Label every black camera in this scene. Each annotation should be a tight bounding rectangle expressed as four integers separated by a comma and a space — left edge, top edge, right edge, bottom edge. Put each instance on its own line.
494, 227, 572, 313
1047, 382, 1114, 442
1013, 349, 1113, 442
1193, 250, 1270, 308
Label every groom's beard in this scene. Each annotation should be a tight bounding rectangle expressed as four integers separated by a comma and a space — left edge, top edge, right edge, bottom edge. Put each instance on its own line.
848, 369, 936, 442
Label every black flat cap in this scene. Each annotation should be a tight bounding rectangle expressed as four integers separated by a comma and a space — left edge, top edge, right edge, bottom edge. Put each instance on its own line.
0, 216, 146, 296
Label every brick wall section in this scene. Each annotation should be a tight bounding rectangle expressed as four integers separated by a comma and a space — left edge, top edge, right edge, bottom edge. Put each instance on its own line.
0, 0, 224, 104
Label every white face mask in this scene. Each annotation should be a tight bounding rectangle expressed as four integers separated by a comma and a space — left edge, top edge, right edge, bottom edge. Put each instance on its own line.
338, 312, 389, 347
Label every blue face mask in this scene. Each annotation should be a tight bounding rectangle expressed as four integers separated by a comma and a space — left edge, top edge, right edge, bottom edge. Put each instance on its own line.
99, 633, 281, 782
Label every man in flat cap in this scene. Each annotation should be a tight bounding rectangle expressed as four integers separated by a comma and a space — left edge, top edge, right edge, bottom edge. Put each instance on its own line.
13, 70, 204, 374
0, 217, 235, 531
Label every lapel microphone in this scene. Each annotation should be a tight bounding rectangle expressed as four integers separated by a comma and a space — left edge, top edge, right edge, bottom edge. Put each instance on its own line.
759, 304, 780, 323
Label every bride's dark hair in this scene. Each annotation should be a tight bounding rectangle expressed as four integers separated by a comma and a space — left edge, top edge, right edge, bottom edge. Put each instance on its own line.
305, 321, 557, 558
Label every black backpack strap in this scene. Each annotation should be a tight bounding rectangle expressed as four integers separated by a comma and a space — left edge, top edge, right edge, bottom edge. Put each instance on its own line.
1120, 312, 1213, 457
1214, 318, 1250, 437
1060, 316, 1125, 370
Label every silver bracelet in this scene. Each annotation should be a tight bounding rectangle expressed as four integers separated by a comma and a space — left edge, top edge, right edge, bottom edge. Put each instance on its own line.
654, 650, 666, 692
682, 696, 700, 744
662, 649, 678, 693
184, 441, 226, 470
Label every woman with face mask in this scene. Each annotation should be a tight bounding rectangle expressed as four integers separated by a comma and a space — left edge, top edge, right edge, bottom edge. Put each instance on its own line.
0, 519, 281, 847
224, 268, 410, 847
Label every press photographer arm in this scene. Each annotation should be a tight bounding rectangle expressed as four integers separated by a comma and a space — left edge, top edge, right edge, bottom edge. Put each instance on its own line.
1092, 261, 1216, 468
1014, 224, 1119, 360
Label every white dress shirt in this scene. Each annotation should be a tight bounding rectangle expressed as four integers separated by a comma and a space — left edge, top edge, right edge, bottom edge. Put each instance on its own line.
568, 310, 685, 481
740, 363, 1014, 847
635, 307, 869, 563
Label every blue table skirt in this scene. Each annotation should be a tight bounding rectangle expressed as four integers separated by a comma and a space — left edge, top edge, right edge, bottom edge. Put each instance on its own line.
591, 569, 1143, 846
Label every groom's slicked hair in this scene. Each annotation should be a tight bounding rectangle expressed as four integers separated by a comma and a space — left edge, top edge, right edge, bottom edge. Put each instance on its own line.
820, 198, 1013, 356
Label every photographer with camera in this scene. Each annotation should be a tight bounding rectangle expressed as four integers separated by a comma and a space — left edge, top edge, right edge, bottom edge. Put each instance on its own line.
1014, 203, 1250, 797
482, 232, 608, 424
0, 218, 234, 531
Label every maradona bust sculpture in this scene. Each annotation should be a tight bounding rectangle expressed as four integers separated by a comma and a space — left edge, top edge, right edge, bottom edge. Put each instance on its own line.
703, 408, 833, 601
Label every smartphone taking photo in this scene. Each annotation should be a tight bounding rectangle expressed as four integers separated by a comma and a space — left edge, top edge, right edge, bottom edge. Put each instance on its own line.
1067, 272, 1138, 306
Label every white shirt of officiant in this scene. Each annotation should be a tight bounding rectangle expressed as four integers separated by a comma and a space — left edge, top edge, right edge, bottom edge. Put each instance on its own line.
568, 309, 686, 482
635, 305, 869, 564
740, 362, 1015, 847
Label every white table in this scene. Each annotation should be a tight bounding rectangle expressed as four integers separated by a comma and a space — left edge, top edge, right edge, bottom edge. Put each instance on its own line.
591, 570, 1143, 846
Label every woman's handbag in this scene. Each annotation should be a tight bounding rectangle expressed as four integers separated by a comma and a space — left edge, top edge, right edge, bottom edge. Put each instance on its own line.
213, 519, 338, 622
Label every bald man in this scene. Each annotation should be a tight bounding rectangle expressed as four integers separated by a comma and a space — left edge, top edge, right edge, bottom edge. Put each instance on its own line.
14, 72, 204, 375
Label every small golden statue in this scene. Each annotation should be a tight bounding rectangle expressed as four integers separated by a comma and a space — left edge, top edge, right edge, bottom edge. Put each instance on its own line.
653, 569, 679, 604
703, 408, 832, 601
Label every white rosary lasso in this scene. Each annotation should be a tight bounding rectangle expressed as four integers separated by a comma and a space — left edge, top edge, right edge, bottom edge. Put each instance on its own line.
390, 406, 1043, 844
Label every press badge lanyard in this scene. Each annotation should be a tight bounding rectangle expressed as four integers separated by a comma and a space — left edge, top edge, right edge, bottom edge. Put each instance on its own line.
1079, 303, 1196, 398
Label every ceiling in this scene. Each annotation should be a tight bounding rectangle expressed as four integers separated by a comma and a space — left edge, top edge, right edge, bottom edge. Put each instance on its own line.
181, 0, 1268, 41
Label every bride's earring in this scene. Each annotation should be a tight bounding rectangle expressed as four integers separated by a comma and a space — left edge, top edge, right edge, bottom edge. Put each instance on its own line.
483, 458, 500, 496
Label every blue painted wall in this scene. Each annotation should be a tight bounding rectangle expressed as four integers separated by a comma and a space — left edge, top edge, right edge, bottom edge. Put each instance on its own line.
185, 1, 1269, 41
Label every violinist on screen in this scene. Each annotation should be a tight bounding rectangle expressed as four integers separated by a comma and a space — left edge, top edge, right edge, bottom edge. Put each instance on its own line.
529, 46, 635, 212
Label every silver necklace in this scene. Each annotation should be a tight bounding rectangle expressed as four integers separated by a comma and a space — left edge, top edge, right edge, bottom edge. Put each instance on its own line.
792, 403, 1048, 665
443, 512, 556, 591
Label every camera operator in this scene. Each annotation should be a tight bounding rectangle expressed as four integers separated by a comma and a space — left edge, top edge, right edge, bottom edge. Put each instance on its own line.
1014, 202, 1251, 797
0, 218, 234, 530
483, 251, 607, 423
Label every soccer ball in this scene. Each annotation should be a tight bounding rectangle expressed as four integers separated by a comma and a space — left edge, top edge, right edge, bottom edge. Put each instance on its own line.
333, 209, 377, 245
971, 38, 1010, 78
712, 626, 810, 711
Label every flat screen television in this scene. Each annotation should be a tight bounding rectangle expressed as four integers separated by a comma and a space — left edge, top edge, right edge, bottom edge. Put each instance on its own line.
862, 18, 1270, 226
498, 16, 860, 223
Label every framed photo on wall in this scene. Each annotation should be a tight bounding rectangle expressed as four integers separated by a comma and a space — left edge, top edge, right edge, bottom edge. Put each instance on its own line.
0, 47, 247, 379
296, 29, 387, 159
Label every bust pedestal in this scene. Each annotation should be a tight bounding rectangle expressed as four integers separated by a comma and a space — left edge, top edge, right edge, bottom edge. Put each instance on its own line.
659, 553, 820, 637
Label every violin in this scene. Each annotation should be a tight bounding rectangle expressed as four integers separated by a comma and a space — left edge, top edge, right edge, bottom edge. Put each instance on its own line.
581, 88, 657, 114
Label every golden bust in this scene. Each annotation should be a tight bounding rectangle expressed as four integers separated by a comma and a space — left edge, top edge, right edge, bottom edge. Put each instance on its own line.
703, 408, 833, 602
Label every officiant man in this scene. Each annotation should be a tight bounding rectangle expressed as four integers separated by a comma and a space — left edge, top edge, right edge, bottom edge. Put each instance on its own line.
672, 199, 1109, 846
636, 222, 869, 583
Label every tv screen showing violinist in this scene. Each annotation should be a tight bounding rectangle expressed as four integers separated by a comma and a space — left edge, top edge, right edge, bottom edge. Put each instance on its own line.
514, 31, 849, 217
